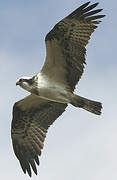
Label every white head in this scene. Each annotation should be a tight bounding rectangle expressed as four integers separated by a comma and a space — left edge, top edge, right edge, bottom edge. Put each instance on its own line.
16, 76, 35, 92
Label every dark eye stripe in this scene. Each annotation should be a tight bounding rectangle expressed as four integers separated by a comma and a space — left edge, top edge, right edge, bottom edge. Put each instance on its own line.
24, 79, 34, 85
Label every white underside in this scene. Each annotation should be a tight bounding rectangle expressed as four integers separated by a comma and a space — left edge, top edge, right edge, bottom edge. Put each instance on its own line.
37, 72, 71, 104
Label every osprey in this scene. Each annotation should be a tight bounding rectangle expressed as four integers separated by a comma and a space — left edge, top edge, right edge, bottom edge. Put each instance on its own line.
11, 2, 105, 177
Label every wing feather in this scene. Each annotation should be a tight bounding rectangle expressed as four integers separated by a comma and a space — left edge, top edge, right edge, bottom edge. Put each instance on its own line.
11, 95, 67, 176
41, 2, 105, 91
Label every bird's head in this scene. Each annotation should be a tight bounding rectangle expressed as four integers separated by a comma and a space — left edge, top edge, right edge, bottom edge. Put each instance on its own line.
16, 76, 36, 92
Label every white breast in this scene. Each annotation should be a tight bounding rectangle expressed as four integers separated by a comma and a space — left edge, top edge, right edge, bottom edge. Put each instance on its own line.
37, 72, 70, 103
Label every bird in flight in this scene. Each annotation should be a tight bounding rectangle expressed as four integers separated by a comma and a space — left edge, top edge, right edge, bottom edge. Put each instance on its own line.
11, 1, 105, 177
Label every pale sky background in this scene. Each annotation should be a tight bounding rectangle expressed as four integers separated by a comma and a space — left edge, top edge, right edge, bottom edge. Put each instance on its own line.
0, 0, 117, 179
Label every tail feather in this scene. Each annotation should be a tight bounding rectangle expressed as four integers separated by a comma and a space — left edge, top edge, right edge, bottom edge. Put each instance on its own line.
71, 94, 102, 115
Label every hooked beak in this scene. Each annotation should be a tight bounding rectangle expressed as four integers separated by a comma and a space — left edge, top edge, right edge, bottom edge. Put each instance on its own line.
16, 81, 21, 86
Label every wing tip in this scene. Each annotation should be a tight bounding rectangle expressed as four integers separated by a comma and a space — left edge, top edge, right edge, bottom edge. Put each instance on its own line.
67, 1, 105, 21
12, 140, 39, 177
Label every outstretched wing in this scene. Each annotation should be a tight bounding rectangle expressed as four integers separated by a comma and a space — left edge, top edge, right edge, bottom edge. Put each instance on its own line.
41, 2, 105, 91
11, 95, 67, 177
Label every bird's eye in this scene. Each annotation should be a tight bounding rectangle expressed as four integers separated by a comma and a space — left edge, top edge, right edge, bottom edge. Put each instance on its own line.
19, 79, 24, 82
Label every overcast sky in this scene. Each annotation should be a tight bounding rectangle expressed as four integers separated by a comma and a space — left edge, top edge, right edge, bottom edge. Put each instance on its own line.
0, 0, 117, 179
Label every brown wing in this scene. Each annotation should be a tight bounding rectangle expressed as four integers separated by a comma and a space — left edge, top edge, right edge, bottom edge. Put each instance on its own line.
11, 95, 67, 177
41, 2, 105, 91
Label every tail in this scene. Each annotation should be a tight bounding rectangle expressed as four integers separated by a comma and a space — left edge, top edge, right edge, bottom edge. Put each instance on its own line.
70, 94, 102, 115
